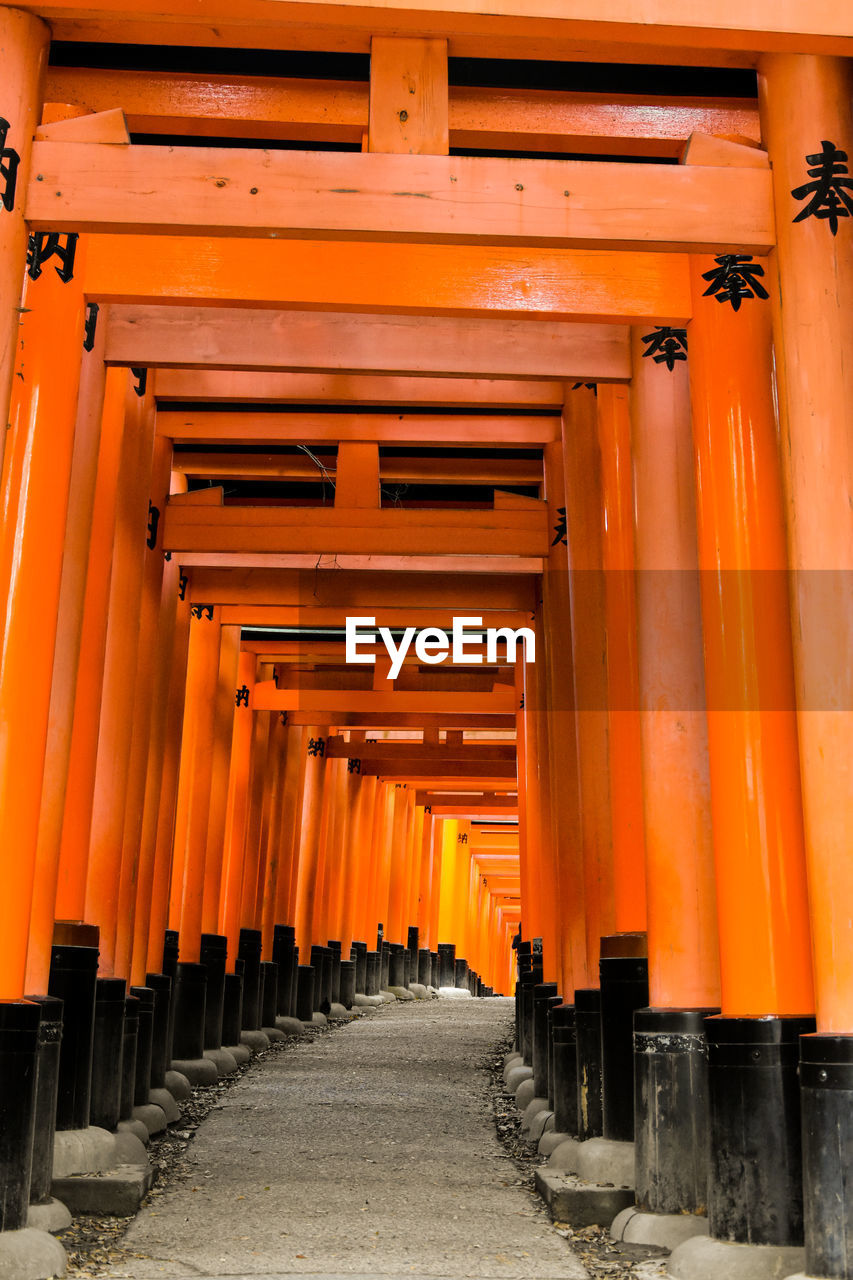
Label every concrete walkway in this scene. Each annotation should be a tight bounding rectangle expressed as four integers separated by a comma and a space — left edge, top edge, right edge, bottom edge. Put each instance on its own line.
106, 998, 588, 1280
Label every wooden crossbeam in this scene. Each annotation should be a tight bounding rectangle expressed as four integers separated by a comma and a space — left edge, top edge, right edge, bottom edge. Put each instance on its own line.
252, 683, 516, 714
287, 712, 517, 729
154, 370, 566, 407
20, 2, 853, 65
159, 410, 560, 446
164, 497, 549, 558
111, 307, 630, 381
325, 740, 516, 762
85, 236, 691, 323
45, 68, 760, 157
365, 759, 517, 777
27, 143, 774, 254
174, 451, 543, 487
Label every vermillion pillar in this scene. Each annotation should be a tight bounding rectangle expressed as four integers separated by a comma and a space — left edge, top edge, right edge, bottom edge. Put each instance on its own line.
293, 730, 330, 957
0, 235, 88, 1001
759, 56, 853, 1280
85, 376, 156, 977
170, 605, 222, 1067
221, 651, 257, 968
683, 246, 816, 1259
629, 326, 719, 1216
274, 725, 308, 938
596, 387, 647, 935
0, 8, 48, 438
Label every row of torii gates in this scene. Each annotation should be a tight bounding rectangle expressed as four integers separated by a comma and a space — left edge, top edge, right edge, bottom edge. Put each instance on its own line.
0, 3, 851, 1279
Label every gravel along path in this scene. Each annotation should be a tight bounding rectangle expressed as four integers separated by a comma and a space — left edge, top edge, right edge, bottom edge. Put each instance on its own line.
94, 997, 590, 1279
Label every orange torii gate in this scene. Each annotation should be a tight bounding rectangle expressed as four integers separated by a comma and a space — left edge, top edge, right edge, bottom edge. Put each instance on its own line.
0, 8, 850, 1279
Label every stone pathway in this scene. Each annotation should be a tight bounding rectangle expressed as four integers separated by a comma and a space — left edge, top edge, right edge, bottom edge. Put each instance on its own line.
106, 998, 588, 1279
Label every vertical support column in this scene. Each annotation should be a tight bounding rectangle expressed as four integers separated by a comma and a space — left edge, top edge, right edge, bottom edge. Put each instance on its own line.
629, 325, 720, 1226
203, 626, 241, 940
293, 729, 330, 956
84, 376, 156, 977
221, 650, 256, 967
274, 725, 308, 938
0, 238, 88, 999
596, 386, 647, 935
368, 36, 448, 155
0, 8, 48, 435
759, 56, 853, 1280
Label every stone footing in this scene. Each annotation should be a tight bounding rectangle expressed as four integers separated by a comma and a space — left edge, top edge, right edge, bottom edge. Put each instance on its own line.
539, 1129, 572, 1157
0, 1227, 67, 1279
611, 1206, 709, 1251
238, 1030, 270, 1052
535, 1168, 635, 1228
437, 986, 471, 999
53, 1127, 116, 1178
117, 1118, 149, 1146
148, 1088, 180, 1123
575, 1138, 634, 1188
326, 1004, 351, 1020
164, 1069, 191, 1100
203, 1047, 239, 1076
27, 1199, 72, 1235
667, 1236, 805, 1280
171, 1056, 218, 1085
261, 1026, 286, 1042
274, 1016, 305, 1035
386, 986, 415, 1001
132, 1103, 166, 1136
52, 1163, 154, 1216
514, 1077, 537, 1111
548, 1138, 581, 1172
223, 1043, 251, 1065
505, 1064, 533, 1093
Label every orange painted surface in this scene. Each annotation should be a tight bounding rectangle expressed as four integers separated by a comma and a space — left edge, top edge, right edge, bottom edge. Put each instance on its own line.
759, 54, 853, 1031
0, 237, 85, 998
688, 253, 813, 1017
26, 141, 775, 254
220, 650, 257, 967
273, 724, 308, 935
240, 705, 273, 933
293, 730, 329, 955
171, 607, 222, 965
368, 37, 448, 155
630, 327, 720, 1010
560, 392, 616, 982
596, 385, 647, 934
203, 625, 241, 936
0, 8, 48, 446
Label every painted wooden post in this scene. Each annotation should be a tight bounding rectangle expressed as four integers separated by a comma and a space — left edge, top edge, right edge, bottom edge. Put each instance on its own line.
760, 55, 853, 1280
220, 650, 257, 968
0, 7, 48, 444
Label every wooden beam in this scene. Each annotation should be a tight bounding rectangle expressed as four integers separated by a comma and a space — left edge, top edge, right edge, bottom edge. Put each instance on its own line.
163, 497, 550, 558
189, 566, 536, 609
26, 143, 775, 254
289, 712, 518, 729
84, 235, 692, 324
253, 684, 517, 715
43, 68, 760, 157
219, 606, 534, 628
19, 1, 853, 63
108, 307, 631, 381
153, 371, 566, 407
173, 451, 544, 487
325, 740, 516, 762
159, 409, 561, 446
180, 552, 543, 574
368, 761, 517, 778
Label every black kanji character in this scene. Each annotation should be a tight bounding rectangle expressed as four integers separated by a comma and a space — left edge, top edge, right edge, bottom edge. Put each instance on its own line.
347, 757, 361, 774
792, 140, 853, 236
0, 118, 20, 213
191, 604, 214, 620
551, 507, 567, 547
308, 737, 326, 758
83, 302, 99, 352
146, 501, 160, 550
26, 232, 79, 283
641, 326, 688, 371
235, 685, 250, 708
701, 254, 769, 311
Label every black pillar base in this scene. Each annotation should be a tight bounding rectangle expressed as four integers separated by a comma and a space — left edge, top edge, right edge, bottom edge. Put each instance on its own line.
430, 951, 439, 989
89, 978, 126, 1131
454, 958, 469, 989
801, 1032, 853, 1279
366, 952, 380, 996
120, 996, 139, 1122
339, 961, 356, 1010
199, 934, 228, 1050
145, 973, 172, 1088
272, 926, 296, 1018
437, 943, 455, 988
260, 962, 278, 1027
238, 929, 263, 1031
575, 987, 604, 1140
129, 987, 156, 1108
171, 962, 207, 1061
706, 1013, 815, 1246
551, 1004, 578, 1136
296, 966, 315, 1022
600, 955, 649, 1143
350, 942, 367, 995
380, 942, 391, 990
326, 941, 342, 1005
532, 983, 559, 1096
162, 929, 179, 1066
0, 1001, 41, 1231
222, 972, 243, 1045
48, 943, 99, 1131
634, 1007, 717, 1215
417, 948, 431, 986
24, 996, 63, 1206
389, 943, 406, 988
310, 946, 331, 1013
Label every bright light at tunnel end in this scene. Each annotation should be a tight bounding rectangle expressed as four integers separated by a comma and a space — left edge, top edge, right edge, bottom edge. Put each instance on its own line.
345, 616, 535, 680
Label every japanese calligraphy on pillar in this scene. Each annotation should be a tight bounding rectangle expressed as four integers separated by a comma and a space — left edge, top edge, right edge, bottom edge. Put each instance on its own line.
701, 254, 769, 310
641, 326, 688, 371
791, 140, 853, 235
